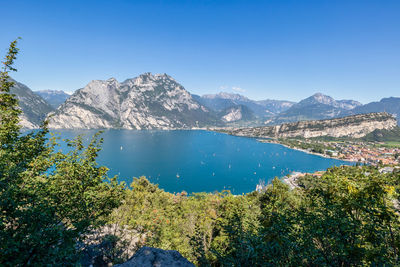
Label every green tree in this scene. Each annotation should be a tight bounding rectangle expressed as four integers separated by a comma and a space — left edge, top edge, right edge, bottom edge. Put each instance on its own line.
294, 166, 400, 265
0, 40, 124, 266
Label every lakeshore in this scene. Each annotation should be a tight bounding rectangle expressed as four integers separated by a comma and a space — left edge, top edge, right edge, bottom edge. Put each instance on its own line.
214, 127, 400, 166
256, 138, 354, 162
51, 129, 351, 194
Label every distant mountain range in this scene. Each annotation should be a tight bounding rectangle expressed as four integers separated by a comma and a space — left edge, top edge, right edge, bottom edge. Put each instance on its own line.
193, 92, 294, 119
6, 74, 400, 129
344, 97, 400, 125
35, 90, 70, 108
272, 93, 362, 124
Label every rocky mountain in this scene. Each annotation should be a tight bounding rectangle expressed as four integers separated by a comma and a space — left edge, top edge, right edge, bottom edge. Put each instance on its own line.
194, 92, 294, 118
296, 93, 361, 110
219, 104, 255, 122
272, 93, 362, 124
344, 97, 400, 125
221, 112, 396, 139
255, 99, 295, 114
9, 74, 397, 130
8, 79, 54, 128
47, 73, 219, 129
35, 90, 70, 108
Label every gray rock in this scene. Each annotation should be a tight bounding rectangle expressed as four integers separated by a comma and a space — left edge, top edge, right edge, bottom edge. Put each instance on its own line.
379, 167, 394, 174
47, 73, 219, 129
224, 112, 397, 139
116, 247, 195, 267
7, 78, 54, 128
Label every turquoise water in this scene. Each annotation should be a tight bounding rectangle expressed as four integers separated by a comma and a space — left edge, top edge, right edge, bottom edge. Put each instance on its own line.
52, 130, 352, 194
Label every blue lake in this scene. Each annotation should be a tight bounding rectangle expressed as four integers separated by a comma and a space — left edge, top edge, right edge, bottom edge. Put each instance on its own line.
52, 130, 352, 194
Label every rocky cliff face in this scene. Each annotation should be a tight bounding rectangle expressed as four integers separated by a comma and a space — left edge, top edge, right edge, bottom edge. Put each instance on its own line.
219, 104, 255, 122
8, 79, 54, 128
47, 73, 219, 129
225, 112, 397, 139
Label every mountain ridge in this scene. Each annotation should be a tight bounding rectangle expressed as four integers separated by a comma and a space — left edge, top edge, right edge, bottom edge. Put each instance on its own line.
343, 97, 400, 124
271, 93, 362, 124
194, 92, 294, 119
7, 75, 399, 129
220, 112, 397, 139
8, 78, 54, 128
47, 73, 220, 129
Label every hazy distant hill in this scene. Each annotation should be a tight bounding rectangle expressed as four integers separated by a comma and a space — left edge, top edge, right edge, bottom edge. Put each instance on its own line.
8, 79, 54, 128
194, 92, 294, 118
344, 97, 400, 125
47, 73, 220, 129
272, 93, 362, 124
35, 90, 70, 108
255, 99, 296, 114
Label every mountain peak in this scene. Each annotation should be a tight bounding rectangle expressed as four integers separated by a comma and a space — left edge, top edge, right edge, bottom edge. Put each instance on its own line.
299, 93, 335, 106
311, 92, 333, 100
312, 92, 325, 97
137, 72, 172, 79
48, 73, 217, 129
126, 73, 176, 86
202, 92, 250, 102
107, 77, 118, 82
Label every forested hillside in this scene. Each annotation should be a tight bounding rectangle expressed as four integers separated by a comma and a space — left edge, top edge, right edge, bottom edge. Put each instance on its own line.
108, 166, 400, 266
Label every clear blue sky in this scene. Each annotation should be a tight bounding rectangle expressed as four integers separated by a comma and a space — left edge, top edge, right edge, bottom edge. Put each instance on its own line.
1, 0, 399, 103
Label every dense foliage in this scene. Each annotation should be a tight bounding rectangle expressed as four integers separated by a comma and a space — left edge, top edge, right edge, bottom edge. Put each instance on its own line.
0, 41, 124, 266
362, 127, 400, 142
110, 165, 400, 266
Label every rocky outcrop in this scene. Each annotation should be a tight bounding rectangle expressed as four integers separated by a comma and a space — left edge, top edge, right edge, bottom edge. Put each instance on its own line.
219, 105, 255, 122
8, 79, 54, 128
116, 247, 195, 267
47, 73, 219, 129
79, 224, 143, 266
222, 112, 397, 139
